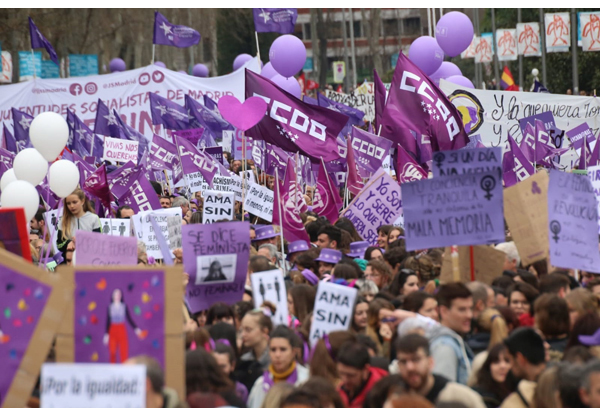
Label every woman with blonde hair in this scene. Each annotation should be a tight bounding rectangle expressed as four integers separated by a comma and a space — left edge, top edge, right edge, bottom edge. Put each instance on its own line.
365, 259, 393, 291
57, 189, 101, 256
566, 288, 599, 329
261, 382, 294, 408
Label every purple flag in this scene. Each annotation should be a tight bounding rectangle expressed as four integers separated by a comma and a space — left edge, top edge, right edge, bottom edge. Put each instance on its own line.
313, 159, 343, 223
2, 124, 17, 154
185, 95, 233, 137
83, 164, 113, 213
71, 152, 96, 189
253, 8, 298, 34
232, 129, 253, 160
119, 168, 162, 213
303, 95, 318, 106
507, 133, 535, 182
567, 122, 596, 152
149, 92, 191, 131
67, 110, 94, 157
345, 137, 364, 196
28, 17, 59, 66
203, 95, 218, 111
373, 69, 387, 131
175, 135, 218, 187
350, 126, 393, 175
245, 70, 348, 162
396, 144, 427, 184
153, 11, 200, 48
402, 170, 505, 251
36, 177, 59, 209
11, 108, 33, 149
112, 109, 149, 159
173, 127, 211, 149
149, 134, 178, 171
265, 142, 290, 178
94, 99, 125, 139
273, 158, 310, 243
380, 52, 469, 152
548, 170, 600, 272
107, 161, 137, 201
588, 133, 600, 167
502, 148, 518, 187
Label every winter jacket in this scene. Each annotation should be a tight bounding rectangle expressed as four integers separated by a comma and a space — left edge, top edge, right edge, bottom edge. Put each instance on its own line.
246, 363, 309, 408
337, 367, 388, 408
429, 325, 474, 385
234, 348, 270, 393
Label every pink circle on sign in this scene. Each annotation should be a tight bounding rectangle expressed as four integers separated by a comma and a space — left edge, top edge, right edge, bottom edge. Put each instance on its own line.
152, 71, 165, 83
69, 83, 83, 96
139, 72, 151, 86
84, 82, 98, 95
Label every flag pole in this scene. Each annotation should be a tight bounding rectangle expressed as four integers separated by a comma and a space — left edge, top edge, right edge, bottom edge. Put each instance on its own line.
275, 168, 287, 276
255, 32, 261, 62
152, 45, 156, 65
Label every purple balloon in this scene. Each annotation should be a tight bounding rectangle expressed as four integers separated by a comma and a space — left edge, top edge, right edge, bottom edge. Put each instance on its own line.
109, 58, 126, 73
193, 63, 209, 77
429, 62, 462, 85
271, 74, 301, 99
435, 12, 474, 57
154, 61, 166, 68
261, 62, 278, 79
269, 35, 306, 78
445, 75, 474, 89
408, 36, 444, 76
233, 54, 253, 71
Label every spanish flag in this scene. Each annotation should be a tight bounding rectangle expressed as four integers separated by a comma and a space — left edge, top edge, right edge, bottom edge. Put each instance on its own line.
500, 66, 519, 91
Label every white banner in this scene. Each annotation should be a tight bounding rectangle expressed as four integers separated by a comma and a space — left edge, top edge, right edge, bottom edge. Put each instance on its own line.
517, 22, 542, 57
0, 57, 261, 142
103, 137, 138, 163
203, 190, 235, 223
440, 79, 600, 170
580, 12, 600, 52
496, 29, 518, 61
41, 363, 146, 408
309, 282, 357, 346
251, 269, 288, 326
545, 13, 571, 52
475, 34, 493, 63
243, 182, 274, 222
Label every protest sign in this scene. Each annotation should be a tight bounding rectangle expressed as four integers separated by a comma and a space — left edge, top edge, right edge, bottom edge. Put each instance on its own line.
103, 137, 139, 164
203, 190, 235, 223
55, 266, 184, 401
239, 170, 255, 183
504, 170, 550, 265
44, 207, 64, 254
439, 245, 506, 285
40, 363, 145, 408
201, 174, 243, 202
547, 170, 600, 272
205, 146, 224, 164
518, 111, 556, 133
75, 231, 137, 267
587, 166, 600, 233
341, 168, 403, 245
402, 171, 505, 251
100, 218, 131, 237
250, 269, 288, 326
324, 84, 374, 122
0, 249, 71, 408
243, 182, 274, 222
309, 282, 357, 346
183, 222, 250, 313
431, 147, 502, 177
0, 207, 32, 262
167, 216, 182, 250
567, 122, 596, 152
132, 207, 181, 260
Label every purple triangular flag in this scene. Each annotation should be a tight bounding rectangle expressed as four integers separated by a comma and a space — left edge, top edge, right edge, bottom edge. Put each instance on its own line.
94, 99, 125, 139
28, 17, 59, 66
253, 8, 298, 34
149, 92, 191, 131
149, 134, 178, 171
2, 123, 17, 154
11, 108, 33, 149
175, 135, 218, 187
153, 11, 200, 48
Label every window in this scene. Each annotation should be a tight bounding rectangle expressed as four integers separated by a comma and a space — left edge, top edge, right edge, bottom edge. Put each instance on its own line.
383, 18, 400, 37
404, 17, 421, 36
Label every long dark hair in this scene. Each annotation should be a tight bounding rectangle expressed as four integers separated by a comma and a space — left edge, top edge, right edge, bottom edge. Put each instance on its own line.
289, 284, 316, 324
475, 343, 512, 401
185, 349, 233, 395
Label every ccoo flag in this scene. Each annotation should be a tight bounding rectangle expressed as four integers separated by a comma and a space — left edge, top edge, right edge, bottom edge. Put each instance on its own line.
380, 52, 469, 152
153, 11, 200, 48
253, 8, 298, 34
28, 17, 59, 66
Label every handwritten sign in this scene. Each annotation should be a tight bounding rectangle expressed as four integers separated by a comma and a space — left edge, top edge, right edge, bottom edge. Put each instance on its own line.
341, 168, 403, 245
183, 222, 250, 313
103, 137, 138, 164
100, 218, 131, 237
167, 216, 182, 250
309, 282, 357, 346
402, 171, 505, 251
75, 231, 137, 266
251, 269, 288, 326
243, 182, 274, 222
587, 166, 600, 234
132, 208, 181, 260
203, 190, 235, 223
41, 363, 146, 408
431, 147, 502, 177
504, 170, 550, 265
548, 170, 600, 272
567, 122, 596, 151
202, 174, 243, 202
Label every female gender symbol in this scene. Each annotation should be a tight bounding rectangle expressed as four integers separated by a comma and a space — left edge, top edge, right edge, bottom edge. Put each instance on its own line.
549, 220, 561, 242
480, 175, 496, 200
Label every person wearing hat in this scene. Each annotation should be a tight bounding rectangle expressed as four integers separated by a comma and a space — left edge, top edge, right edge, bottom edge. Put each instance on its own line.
252, 225, 278, 248
500, 327, 548, 408
287, 240, 310, 267
347, 241, 370, 271
314, 248, 342, 278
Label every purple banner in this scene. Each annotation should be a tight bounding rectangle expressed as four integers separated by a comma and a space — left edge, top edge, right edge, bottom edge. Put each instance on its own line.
253, 8, 298, 34
401, 171, 505, 251
175, 136, 218, 187
567, 123, 596, 151
183, 222, 251, 313
0, 265, 51, 407
153, 11, 200, 48
432, 147, 502, 178
205, 146, 224, 164
74, 269, 166, 366
548, 170, 600, 272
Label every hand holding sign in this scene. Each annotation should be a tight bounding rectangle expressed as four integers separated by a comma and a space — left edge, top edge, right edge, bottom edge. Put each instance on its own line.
218, 96, 267, 131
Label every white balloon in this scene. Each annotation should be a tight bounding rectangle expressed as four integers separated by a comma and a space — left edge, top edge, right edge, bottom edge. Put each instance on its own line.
0, 168, 17, 191
13, 148, 48, 186
1, 180, 40, 222
49, 160, 80, 198
29, 112, 69, 162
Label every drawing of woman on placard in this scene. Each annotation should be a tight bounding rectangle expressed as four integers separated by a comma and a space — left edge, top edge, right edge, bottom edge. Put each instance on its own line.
204, 260, 228, 282
103, 288, 143, 363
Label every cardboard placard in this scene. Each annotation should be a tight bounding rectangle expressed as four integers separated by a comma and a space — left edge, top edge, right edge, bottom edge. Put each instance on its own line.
103, 137, 138, 164
0, 249, 72, 408
251, 270, 288, 326
309, 282, 357, 346
0, 207, 32, 262
75, 231, 138, 267
439, 245, 506, 285
41, 363, 146, 408
503, 170, 549, 266
55, 266, 184, 403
